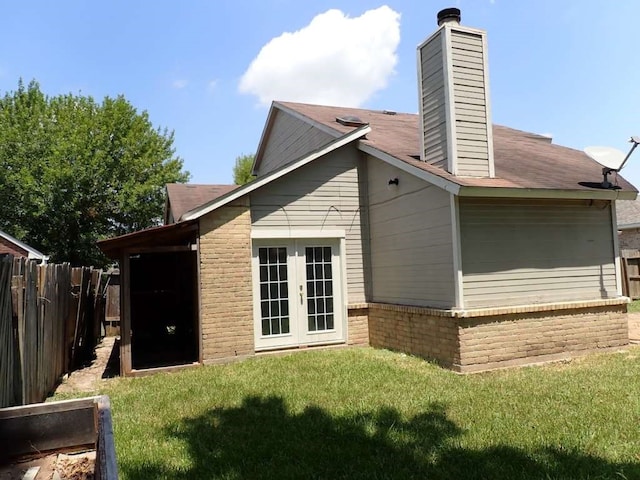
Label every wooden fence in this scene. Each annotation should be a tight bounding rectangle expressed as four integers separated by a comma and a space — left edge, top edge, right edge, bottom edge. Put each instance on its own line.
621, 249, 640, 300
0, 255, 110, 408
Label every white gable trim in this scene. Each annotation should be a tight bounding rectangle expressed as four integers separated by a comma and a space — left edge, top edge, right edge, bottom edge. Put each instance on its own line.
0, 230, 48, 261
181, 125, 372, 221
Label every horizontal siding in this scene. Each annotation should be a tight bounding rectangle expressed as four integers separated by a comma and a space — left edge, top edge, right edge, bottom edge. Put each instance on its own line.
256, 110, 334, 176
367, 155, 455, 308
419, 30, 448, 169
450, 29, 490, 177
460, 199, 617, 308
251, 145, 367, 303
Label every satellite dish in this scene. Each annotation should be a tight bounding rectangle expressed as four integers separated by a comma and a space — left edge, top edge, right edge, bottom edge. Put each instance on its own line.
584, 136, 640, 188
584, 146, 626, 170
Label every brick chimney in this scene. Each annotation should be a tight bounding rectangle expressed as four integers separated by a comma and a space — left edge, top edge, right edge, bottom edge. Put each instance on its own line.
417, 8, 494, 177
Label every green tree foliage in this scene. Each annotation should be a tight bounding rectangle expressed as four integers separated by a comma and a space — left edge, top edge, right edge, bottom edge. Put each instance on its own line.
233, 153, 255, 185
0, 80, 189, 266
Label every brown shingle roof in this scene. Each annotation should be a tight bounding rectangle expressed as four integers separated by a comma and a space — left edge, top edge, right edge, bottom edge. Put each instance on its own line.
277, 101, 637, 193
166, 183, 237, 222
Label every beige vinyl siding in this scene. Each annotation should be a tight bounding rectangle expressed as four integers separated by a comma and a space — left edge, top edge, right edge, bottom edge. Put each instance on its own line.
367, 156, 455, 308
250, 145, 367, 303
450, 29, 491, 177
255, 110, 334, 177
460, 198, 617, 308
418, 29, 448, 169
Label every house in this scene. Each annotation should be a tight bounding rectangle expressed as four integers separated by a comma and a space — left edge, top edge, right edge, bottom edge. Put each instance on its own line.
616, 198, 640, 250
0, 230, 48, 263
98, 8, 637, 375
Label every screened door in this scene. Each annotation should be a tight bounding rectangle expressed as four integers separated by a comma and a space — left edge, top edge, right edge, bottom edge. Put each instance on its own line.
252, 238, 344, 350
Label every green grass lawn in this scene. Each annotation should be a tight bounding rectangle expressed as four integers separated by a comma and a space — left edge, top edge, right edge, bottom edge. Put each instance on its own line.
56, 347, 640, 480
628, 299, 640, 313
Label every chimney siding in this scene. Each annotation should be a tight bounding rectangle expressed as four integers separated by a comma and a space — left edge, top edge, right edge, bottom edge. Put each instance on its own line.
418, 29, 448, 169
418, 23, 494, 178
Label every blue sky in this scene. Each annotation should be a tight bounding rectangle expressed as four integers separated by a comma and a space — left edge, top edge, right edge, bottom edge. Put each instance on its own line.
1, 1, 639, 187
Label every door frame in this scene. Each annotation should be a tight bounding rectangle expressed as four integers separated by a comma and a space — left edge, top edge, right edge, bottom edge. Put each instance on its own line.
251, 230, 347, 351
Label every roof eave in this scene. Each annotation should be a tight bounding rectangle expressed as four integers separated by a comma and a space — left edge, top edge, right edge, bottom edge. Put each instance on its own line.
458, 186, 638, 200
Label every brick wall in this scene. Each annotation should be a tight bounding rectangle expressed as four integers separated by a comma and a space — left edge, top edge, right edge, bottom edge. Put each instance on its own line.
347, 306, 369, 346
619, 228, 640, 250
199, 198, 255, 363
368, 301, 628, 372
0, 236, 28, 257
368, 304, 459, 367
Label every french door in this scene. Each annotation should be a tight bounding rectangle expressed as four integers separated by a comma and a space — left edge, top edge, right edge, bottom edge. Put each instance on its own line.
252, 238, 344, 350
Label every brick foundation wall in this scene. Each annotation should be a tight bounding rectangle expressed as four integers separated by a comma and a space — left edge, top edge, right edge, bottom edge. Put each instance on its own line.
368, 304, 459, 367
199, 199, 254, 363
368, 301, 628, 372
347, 306, 369, 346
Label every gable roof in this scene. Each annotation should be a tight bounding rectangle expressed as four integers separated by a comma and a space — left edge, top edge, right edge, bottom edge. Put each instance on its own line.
616, 198, 640, 229
180, 124, 372, 221
165, 183, 237, 224
275, 101, 637, 199
0, 230, 48, 261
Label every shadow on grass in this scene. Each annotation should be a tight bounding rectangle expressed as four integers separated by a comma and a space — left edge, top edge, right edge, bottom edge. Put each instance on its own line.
122, 395, 638, 480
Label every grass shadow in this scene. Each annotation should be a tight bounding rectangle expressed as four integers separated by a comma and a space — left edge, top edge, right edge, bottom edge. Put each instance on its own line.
122, 395, 639, 480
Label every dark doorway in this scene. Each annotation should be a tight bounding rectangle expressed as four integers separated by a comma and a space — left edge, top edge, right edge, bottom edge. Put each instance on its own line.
130, 250, 198, 369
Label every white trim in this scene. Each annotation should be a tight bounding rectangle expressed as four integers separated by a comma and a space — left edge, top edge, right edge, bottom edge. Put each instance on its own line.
251, 229, 346, 239
450, 194, 464, 309
442, 25, 458, 175
0, 230, 48, 262
339, 236, 348, 344
416, 33, 426, 162
611, 201, 623, 297
618, 222, 640, 230
251, 104, 278, 175
357, 142, 461, 194
457, 186, 637, 200
480, 30, 495, 178
182, 125, 371, 221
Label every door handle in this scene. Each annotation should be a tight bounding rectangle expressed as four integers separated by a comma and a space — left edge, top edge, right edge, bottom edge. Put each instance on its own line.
299, 285, 303, 305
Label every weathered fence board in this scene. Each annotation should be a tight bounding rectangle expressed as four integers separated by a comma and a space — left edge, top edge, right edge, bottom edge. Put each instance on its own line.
621, 249, 640, 300
0, 255, 112, 408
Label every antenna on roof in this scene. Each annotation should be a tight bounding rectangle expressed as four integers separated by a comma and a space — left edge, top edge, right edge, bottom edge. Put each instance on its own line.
584, 136, 640, 189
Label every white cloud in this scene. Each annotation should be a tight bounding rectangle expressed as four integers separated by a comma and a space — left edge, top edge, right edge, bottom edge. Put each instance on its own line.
239, 6, 400, 107
172, 79, 188, 89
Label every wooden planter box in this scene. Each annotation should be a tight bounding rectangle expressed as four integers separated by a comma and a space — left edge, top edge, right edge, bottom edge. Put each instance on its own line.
0, 395, 118, 479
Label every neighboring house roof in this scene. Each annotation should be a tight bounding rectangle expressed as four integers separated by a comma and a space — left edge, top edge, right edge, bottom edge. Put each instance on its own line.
0, 230, 48, 262
165, 183, 237, 224
616, 198, 640, 229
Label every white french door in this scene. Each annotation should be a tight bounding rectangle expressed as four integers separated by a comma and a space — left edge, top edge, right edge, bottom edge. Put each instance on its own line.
252, 238, 344, 350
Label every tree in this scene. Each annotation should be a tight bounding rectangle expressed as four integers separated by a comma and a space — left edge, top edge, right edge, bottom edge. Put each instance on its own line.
0, 80, 190, 266
233, 153, 255, 185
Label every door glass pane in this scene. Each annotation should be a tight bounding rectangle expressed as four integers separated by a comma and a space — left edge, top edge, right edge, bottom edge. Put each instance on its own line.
305, 246, 335, 332
258, 247, 290, 336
